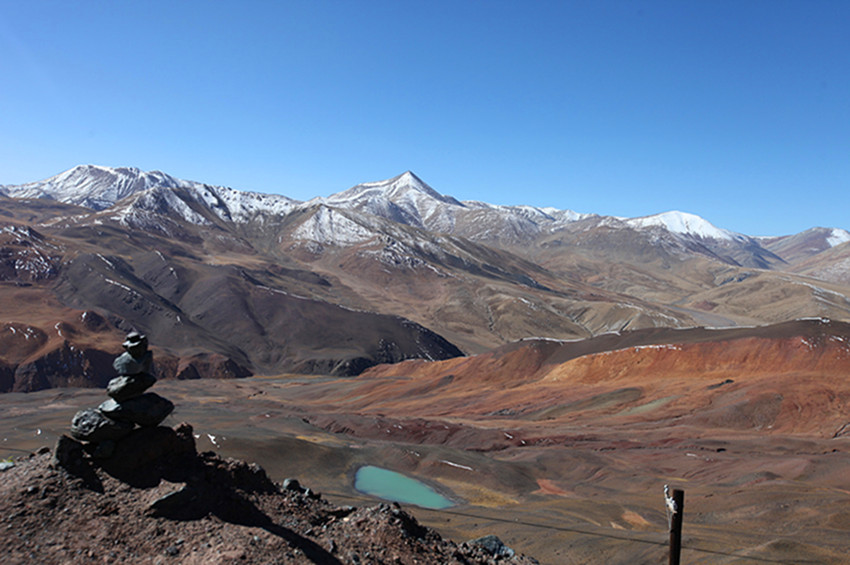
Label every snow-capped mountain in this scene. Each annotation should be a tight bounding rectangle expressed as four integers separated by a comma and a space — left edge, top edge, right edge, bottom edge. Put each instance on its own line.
616, 210, 784, 268
342, 171, 459, 204
2, 165, 840, 269
626, 211, 747, 242
0, 165, 198, 210
312, 173, 781, 270
316, 171, 593, 244
1, 165, 302, 228
317, 171, 464, 230
4, 166, 844, 262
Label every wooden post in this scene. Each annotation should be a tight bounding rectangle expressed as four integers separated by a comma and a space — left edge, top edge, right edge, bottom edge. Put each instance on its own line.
669, 489, 684, 565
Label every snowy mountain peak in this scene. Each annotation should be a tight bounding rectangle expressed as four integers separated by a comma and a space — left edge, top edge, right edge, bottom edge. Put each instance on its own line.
626, 211, 744, 242
394, 170, 429, 191
312, 172, 466, 229
390, 171, 455, 202
328, 171, 462, 208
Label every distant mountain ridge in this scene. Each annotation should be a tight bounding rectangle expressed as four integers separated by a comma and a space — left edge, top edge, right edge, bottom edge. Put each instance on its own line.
2, 165, 850, 392
0, 165, 195, 211
5, 165, 845, 248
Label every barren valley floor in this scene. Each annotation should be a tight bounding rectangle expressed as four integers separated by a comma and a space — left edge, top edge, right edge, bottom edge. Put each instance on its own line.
4, 376, 849, 565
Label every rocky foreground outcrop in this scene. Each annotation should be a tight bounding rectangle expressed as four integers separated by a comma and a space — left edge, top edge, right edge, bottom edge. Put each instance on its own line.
0, 423, 538, 565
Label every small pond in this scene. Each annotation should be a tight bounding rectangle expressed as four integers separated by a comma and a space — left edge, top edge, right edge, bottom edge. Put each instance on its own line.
354, 465, 454, 509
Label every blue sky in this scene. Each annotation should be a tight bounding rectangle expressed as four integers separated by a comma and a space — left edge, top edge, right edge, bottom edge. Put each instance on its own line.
1, 0, 847, 236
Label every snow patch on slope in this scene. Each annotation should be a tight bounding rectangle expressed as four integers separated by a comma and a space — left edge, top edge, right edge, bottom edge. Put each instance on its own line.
194, 185, 299, 223
292, 206, 375, 246
109, 188, 210, 228
827, 228, 850, 247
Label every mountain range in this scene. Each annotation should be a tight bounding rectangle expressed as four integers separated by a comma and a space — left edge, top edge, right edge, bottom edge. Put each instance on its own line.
2, 165, 849, 391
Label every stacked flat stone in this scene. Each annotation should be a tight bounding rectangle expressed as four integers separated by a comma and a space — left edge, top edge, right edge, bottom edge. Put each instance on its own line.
69, 332, 173, 452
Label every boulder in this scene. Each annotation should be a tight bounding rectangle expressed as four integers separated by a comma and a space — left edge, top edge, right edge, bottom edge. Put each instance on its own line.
112, 350, 152, 376
468, 535, 516, 558
99, 393, 174, 427
52, 435, 84, 470
50, 434, 102, 487
106, 372, 157, 401
282, 478, 303, 492
70, 409, 134, 442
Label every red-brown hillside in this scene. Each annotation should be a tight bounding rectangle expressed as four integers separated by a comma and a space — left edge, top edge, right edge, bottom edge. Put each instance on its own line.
318, 319, 850, 437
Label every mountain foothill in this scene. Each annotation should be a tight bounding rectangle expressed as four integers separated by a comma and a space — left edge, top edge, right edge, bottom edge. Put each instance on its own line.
1, 164, 848, 393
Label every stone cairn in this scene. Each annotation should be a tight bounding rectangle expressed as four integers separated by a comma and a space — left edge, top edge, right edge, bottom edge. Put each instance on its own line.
67, 332, 174, 458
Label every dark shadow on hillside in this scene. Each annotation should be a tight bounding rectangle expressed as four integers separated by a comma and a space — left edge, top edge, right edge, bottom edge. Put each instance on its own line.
219, 496, 344, 565
142, 453, 344, 564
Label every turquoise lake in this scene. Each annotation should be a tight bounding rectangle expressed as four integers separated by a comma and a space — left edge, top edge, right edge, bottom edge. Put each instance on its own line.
354, 465, 454, 509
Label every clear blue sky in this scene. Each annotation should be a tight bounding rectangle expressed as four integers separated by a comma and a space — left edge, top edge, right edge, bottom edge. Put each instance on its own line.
1, 0, 847, 236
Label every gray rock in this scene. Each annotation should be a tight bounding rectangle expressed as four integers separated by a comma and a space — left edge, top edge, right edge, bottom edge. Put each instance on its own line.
112, 350, 152, 376
282, 478, 303, 492
468, 534, 515, 558
51, 434, 86, 470
70, 409, 134, 442
52, 435, 81, 468
106, 372, 157, 401
0, 460, 14, 471
99, 393, 174, 427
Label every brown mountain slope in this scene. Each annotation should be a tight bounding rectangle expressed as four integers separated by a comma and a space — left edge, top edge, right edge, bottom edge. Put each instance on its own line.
315, 318, 850, 436
0, 211, 464, 391
760, 228, 848, 265
789, 240, 850, 285
525, 223, 850, 327
276, 211, 694, 352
